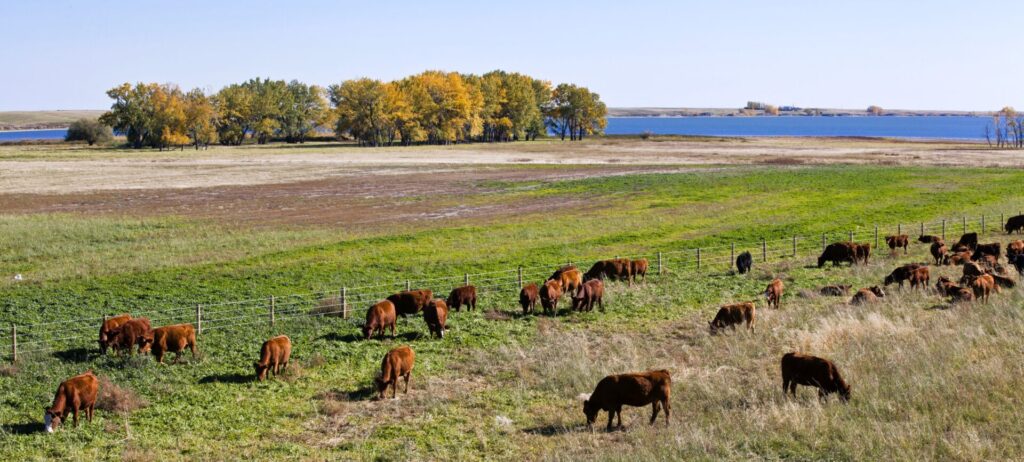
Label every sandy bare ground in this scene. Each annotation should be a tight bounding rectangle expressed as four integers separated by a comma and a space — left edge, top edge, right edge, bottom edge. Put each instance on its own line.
1, 138, 1021, 195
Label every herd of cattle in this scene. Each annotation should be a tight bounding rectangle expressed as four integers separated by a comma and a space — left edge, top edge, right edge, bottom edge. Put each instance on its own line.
41, 217, 1024, 433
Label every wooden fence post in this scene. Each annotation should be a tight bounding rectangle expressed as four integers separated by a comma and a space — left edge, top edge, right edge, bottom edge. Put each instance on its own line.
920, 222, 924, 236
981, 215, 985, 233
821, 233, 826, 252
406, 280, 411, 291
897, 223, 902, 236
696, 248, 701, 270
874, 225, 879, 249
730, 243, 735, 269
761, 239, 767, 262
942, 219, 946, 240
269, 295, 275, 327
517, 266, 523, 288
196, 304, 202, 335
792, 236, 797, 257
1001, 213, 1004, 232
657, 252, 663, 274
341, 287, 348, 318
10, 324, 16, 363
962, 216, 967, 235
464, 274, 470, 286
848, 230, 854, 242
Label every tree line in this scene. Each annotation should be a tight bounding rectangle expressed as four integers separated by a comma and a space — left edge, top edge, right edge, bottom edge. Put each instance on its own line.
97, 71, 606, 149
986, 107, 1023, 148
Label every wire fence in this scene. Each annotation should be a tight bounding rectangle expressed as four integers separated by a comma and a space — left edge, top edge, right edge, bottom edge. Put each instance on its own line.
3, 209, 1021, 362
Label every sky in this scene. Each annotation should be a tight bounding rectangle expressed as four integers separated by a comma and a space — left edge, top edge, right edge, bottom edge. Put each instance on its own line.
0, 0, 1019, 111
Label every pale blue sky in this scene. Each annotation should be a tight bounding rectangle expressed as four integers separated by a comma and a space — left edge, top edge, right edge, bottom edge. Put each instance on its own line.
1, 1, 1018, 111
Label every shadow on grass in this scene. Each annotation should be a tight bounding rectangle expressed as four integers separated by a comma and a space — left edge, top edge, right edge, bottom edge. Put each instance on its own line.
522, 423, 585, 436
3, 422, 45, 435
51, 347, 95, 363
198, 373, 252, 384
318, 331, 425, 342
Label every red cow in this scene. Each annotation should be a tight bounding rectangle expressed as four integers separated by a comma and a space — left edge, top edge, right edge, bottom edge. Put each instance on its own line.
44, 370, 99, 432
254, 335, 291, 381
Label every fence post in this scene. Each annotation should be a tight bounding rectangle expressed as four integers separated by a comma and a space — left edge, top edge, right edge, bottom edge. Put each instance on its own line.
942, 219, 946, 240
196, 304, 202, 335
821, 233, 826, 252
897, 223, 902, 236
920, 222, 924, 237
981, 215, 985, 233
406, 280, 411, 291
730, 243, 735, 269
341, 287, 348, 318
848, 230, 854, 242
464, 274, 470, 286
10, 324, 16, 363
962, 216, 967, 235
696, 248, 701, 270
874, 225, 879, 249
269, 295, 275, 327
761, 238, 767, 262
1001, 213, 1004, 232
792, 236, 797, 257
517, 266, 523, 288
657, 252, 663, 274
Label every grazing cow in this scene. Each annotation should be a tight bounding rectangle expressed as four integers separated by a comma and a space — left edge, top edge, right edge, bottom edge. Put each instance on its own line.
818, 243, 856, 267
363, 300, 397, 339
582, 370, 671, 431
886, 234, 910, 254
935, 276, 961, 297
519, 283, 539, 314
1005, 214, 1024, 234
708, 302, 755, 333
107, 318, 152, 356
930, 241, 948, 265
781, 353, 850, 402
951, 287, 976, 303
991, 273, 1016, 289
765, 278, 784, 309
909, 266, 930, 290
141, 324, 197, 364
44, 370, 99, 432
962, 262, 986, 280
956, 232, 978, 251
850, 286, 885, 305
423, 299, 448, 338
630, 258, 649, 283
883, 263, 923, 288
387, 289, 434, 317
736, 251, 753, 274
548, 264, 578, 281
965, 274, 997, 303
972, 243, 1002, 262
540, 280, 563, 315
854, 243, 871, 264
918, 235, 941, 244
254, 335, 291, 381
572, 279, 605, 312
446, 285, 477, 312
944, 250, 972, 266
1006, 240, 1024, 260
98, 314, 131, 354
375, 345, 414, 399
550, 268, 583, 295
819, 284, 851, 296
583, 259, 632, 285
951, 243, 972, 254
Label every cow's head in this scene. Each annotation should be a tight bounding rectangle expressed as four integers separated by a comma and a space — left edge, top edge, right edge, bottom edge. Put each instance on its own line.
707, 320, 723, 335
138, 330, 155, 354
43, 408, 61, 433
869, 286, 886, 298
882, 274, 895, 286
837, 381, 851, 402
373, 376, 387, 400
582, 398, 599, 429
254, 361, 269, 381
362, 323, 373, 339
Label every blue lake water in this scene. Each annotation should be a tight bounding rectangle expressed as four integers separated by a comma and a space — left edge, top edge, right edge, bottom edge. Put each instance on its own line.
604, 115, 991, 140
0, 129, 68, 141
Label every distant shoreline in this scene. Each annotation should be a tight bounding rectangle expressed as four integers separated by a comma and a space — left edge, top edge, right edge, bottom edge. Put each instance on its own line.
607, 107, 992, 118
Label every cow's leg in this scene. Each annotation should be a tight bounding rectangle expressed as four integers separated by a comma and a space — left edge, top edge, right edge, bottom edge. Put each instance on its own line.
598, 297, 604, 312
650, 401, 660, 425
606, 411, 614, 432
72, 409, 79, 428
662, 399, 670, 426
404, 372, 411, 394
616, 407, 623, 429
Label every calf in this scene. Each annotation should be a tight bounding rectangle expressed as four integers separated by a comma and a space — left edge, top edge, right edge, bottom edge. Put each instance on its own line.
736, 251, 753, 274
819, 284, 851, 296
918, 234, 941, 244
1006, 240, 1024, 260
107, 318, 152, 356
909, 266, 930, 290
45, 370, 99, 432
583, 370, 671, 431
519, 283, 539, 314
708, 302, 755, 333
584, 259, 632, 285
375, 345, 414, 399
781, 353, 850, 402
630, 258, 649, 283
850, 286, 885, 305
765, 278, 784, 309
944, 250, 972, 266
539, 280, 563, 315
363, 300, 397, 339
141, 324, 197, 364
446, 285, 477, 312
386, 289, 434, 317
548, 264, 578, 281
886, 234, 909, 254
956, 232, 978, 251
967, 274, 997, 303
972, 243, 1002, 262
936, 276, 974, 303
818, 243, 856, 267
1005, 214, 1024, 234
572, 279, 605, 312
884, 263, 922, 288
98, 314, 131, 354
930, 241, 947, 265
254, 335, 291, 381
550, 268, 582, 295
854, 243, 871, 264
423, 299, 448, 338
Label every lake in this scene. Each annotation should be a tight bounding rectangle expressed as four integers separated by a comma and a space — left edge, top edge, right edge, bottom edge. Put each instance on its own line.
0, 116, 995, 142
604, 115, 991, 140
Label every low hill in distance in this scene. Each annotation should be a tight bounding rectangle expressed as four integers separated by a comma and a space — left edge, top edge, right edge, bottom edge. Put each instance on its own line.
0, 110, 105, 130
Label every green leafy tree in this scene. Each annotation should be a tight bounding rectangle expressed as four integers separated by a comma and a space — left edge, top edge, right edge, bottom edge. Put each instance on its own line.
64, 118, 112, 146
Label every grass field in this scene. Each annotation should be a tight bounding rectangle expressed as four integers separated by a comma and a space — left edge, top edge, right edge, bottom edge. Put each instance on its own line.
1, 139, 1023, 460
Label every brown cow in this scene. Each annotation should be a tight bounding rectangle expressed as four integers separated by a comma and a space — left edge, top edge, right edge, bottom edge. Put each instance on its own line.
854, 243, 871, 264
44, 370, 99, 432
571, 279, 605, 312
141, 324, 197, 364
930, 241, 947, 265
583, 259, 632, 285
107, 318, 152, 356
254, 335, 291, 381
386, 289, 434, 317
819, 284, 851, 296
966, 274, 997, 303
951, 287, 976, 303
446, 285, 476, 312
539, 280, 563, 315
884, 263, 922, 288
935, 276, 974, 303
708, 302, 755, 333
363, 300, 397, 339
918, 235, 941, 244
781, 353, 850, 401
909, 266, 930, 290
765, 278, 784, 309
583, 370, 671, 431
850, 286, 885, 305
1007, 240, 1024, 260
886, 235, 909, 254
375, 345, 414, 399
548, 264, 578, 281
519, 283, 539, 315
423, 299, 448, 338
550, 268, 582, 295
944, 250, 972, 266
630, 258, 649, 283
98, 314, 131, 354
818, 243, 856, 267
